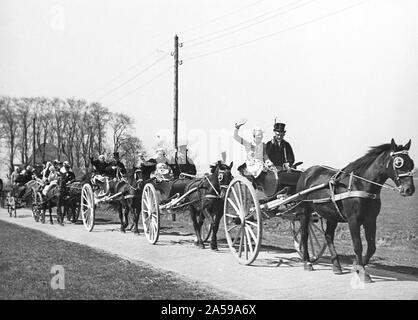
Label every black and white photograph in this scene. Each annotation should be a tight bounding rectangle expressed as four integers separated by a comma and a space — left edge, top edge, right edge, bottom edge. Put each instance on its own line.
0, 0, 417, 306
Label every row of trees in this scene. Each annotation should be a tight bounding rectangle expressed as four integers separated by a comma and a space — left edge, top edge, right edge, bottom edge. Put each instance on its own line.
0, 96, 146, 174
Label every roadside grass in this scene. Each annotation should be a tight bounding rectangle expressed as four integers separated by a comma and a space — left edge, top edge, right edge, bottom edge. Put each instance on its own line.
0, 220, 234, 300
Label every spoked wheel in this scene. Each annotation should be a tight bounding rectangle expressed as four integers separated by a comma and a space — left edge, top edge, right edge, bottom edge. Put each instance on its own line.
223, 176, 262, 265
81, 184, 95, 232
291, 213, 327, 263
141, 183, 160, 244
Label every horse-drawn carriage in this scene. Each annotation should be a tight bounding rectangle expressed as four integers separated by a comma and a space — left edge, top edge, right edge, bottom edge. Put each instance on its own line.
222, 138, 415, 284
80, 168, 139, 232
223, 162, 327, 265
140, 161, 233, 248
4, 179, 40, 218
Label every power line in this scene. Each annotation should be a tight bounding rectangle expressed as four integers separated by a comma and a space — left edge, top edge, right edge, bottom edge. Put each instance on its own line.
84, 48, 166, 100
94, 53, 169, 102
185, 0, 369, 62
107, 66, 173, 107
179, 0, 267, 35
184, 0, 310, 46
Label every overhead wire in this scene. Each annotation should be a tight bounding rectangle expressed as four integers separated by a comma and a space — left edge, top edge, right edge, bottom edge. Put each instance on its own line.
184, 0, 313, 47
178, 0, 267, 36
93, 53, 169, 102
106, 66, 173, 107
184, 0, 369, 62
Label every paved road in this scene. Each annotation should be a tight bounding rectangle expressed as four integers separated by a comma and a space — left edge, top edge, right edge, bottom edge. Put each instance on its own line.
1, 208, 417, 300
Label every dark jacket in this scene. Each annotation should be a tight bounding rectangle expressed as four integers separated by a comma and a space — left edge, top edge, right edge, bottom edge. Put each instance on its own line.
266, 139, 295, 167
107, 160, 126, 178
91, 158, 108, 175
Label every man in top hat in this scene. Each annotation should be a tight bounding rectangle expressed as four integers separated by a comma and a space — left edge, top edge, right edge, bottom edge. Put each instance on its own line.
266, 122, 295, 170
168, 143, 196, 178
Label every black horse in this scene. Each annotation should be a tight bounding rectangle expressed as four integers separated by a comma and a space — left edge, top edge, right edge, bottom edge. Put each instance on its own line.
39, 180, 65, 225
296, 139, 415, 282
184, 161, 234, 250
107, 167, 143, 234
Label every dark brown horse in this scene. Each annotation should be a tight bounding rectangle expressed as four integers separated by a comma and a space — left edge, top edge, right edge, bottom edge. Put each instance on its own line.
184, 161, 234, 250
296, 139, 415, 282
107, 167, 143, 234
40, 181, 65, 225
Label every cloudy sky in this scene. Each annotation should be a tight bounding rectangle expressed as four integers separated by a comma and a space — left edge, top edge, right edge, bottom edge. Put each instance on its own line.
1, 0, 417, 172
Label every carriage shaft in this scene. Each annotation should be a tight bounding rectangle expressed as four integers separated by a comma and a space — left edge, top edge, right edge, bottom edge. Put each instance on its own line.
259, 183, 327, 211
159, 187, 198, 210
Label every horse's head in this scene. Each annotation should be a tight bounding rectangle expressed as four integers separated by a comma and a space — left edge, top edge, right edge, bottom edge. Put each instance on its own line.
210, 160, 234, 197
387, 139, 415, 196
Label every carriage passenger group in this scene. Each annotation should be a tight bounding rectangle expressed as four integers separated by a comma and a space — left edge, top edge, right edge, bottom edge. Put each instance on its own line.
3, 118, 415, 283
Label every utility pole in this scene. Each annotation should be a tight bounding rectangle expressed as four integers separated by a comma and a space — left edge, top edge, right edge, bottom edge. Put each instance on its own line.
171, 34, 182, 222
33, 117, 36, 167
172, 34, 183, 153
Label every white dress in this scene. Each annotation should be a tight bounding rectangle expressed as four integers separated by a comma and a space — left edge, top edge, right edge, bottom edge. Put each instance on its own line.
233, 128, 265, 177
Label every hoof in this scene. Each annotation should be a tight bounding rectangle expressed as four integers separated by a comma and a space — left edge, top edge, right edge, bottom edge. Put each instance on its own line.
304, 262, 314, 271
359, 272, 373, 283
120, 229, 126, 233
211, 247, 219, 251
333, 266, 343, 275
194, 241, 205, 249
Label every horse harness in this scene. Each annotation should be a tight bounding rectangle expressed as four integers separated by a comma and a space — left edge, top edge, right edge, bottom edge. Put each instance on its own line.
307, 150, 414, 222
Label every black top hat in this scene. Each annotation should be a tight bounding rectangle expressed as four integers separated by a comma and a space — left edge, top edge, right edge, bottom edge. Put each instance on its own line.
273, 122, 286, 132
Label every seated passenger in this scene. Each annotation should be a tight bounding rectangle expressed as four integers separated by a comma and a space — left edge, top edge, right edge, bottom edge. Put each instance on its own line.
90, 154, 110, 197
42, 165, 59, 197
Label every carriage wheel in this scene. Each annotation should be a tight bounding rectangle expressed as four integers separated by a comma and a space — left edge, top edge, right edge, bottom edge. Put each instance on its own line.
223, 176, 262, 265
81, 184, 95, 232
141, 183, 160, 244
201, 216, 213, 243
291, 213, 327, 263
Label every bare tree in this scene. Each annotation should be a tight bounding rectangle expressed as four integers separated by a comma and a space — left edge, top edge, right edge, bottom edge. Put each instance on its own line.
110, 112, 134, 153
63, 98, 86, 166
0, 96, 19, 173
89, 102, 110, 155
16, 97, 34, 164
50, 97, 67, 160
119, 134, 146, 168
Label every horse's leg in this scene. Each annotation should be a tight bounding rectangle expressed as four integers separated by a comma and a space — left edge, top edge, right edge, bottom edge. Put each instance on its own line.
122, 201, 130, 229
362, 216, 377, 268
210, 208, 222, 251
347, 214, 371, 283
133, 199, 140, 235
118, 202, 126, 233
49, 205, 53, 224
325, 219, 342, 274
190, 206, 205, 249
299, 205, 313, 271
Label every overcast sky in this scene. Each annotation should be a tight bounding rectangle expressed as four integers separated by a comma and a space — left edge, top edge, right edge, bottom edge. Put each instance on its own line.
1, 0, 417, 173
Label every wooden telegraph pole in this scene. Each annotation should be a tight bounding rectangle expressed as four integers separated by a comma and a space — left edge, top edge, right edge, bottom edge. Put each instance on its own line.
33, 117, 36, 167
171, 34, 182, 222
